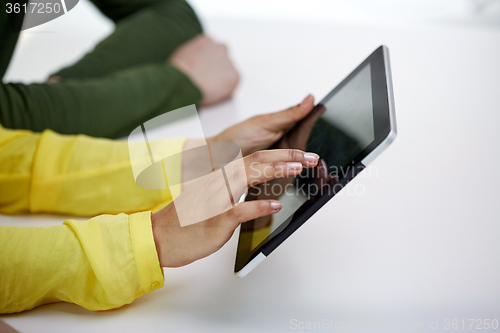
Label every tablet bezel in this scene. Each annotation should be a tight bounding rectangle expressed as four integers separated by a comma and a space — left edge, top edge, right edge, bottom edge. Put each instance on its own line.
234, 45, 397, 277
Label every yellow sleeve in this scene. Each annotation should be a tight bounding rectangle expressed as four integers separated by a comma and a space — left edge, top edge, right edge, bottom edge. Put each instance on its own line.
0, 124, 186, 215
0, 125, 185, 313
0, 211, 164, 313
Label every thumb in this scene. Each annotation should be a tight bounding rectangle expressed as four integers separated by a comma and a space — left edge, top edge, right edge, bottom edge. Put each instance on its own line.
265, 94, 315, 131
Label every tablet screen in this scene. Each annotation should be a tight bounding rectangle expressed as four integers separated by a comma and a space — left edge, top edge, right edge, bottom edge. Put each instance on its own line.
236, 47, 392, 273
242, 62, 373, 248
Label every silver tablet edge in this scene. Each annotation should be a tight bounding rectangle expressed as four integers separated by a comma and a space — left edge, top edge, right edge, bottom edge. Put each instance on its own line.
235, 46, 396, 278
361, 45, 397, 166
235, 252, 266, 278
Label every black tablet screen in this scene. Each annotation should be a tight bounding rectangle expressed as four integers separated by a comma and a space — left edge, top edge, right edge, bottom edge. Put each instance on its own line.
236, 61, 378, 270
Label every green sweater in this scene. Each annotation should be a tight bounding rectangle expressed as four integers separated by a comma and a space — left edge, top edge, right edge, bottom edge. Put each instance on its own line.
0, 0, 203, 138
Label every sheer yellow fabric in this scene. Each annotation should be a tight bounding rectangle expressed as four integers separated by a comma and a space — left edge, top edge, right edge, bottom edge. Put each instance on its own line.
0, 125, 185, 313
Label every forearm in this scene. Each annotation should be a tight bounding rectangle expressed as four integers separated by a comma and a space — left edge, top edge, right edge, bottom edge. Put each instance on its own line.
0, 124, 185, 216
1, 63, 202, 139
55, 0, 203, 80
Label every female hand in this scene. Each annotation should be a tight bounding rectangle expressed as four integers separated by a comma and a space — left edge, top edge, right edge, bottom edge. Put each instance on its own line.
151, 149, 319, 268
210, 95, 315, 156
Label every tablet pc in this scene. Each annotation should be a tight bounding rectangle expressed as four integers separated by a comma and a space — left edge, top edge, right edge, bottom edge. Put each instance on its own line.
235, 45, 397, 277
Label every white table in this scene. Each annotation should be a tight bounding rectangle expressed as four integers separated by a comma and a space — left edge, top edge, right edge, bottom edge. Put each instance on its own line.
2, 2, 500, 332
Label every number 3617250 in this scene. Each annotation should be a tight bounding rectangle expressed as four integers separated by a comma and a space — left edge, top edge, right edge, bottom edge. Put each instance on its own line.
444, 319, 498, 330
5, 2, 63, 14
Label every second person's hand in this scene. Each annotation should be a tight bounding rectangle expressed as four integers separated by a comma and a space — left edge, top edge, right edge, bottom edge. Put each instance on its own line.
169, 35, 239, 107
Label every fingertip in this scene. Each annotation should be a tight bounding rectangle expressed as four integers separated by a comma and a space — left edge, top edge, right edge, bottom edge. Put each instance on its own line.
304, 152, 319, 165
301, 94, 314, 107
270, 200, 282, 212
306, 160, 319, 168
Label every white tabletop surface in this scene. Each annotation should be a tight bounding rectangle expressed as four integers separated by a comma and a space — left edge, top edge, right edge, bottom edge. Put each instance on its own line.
1, 1, 500, 332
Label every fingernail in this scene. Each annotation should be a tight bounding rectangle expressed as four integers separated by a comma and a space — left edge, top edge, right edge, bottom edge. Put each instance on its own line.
270, 201, 282, 210
287, 162, 302, 169
304, 153, 319, 163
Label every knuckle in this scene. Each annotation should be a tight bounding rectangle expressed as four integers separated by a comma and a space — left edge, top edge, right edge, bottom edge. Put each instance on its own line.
229, 206, 241, 222
252, 150, 264, 162
257, 200, 270, 212
232, 167, 246, 182
270, 162, 280, 174
287, 149, 298, 160
197, 35, 211, 45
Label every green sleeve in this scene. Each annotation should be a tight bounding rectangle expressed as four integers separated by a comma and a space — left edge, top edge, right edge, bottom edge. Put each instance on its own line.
54, 0, 203, 79
0, 63, 202, 138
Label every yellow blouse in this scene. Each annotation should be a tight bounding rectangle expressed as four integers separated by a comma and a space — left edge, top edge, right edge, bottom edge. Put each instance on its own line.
0, 125, 185, 313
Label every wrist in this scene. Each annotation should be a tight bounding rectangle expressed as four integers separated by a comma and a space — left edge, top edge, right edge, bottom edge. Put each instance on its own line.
208, 131, 229, 145
206, 134, 220, 143
151, 204, 182, 268
151, 211, 165, 267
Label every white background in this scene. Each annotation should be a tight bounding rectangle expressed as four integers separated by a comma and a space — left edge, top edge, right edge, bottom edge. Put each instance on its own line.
1, 0, 500, 332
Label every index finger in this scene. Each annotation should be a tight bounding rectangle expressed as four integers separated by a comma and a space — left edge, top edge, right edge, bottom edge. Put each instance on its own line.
245, 149, 319, 168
